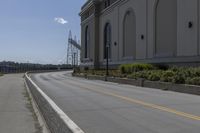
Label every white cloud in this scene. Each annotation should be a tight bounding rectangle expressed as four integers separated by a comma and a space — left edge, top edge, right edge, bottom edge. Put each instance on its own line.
54, 17, 68, 24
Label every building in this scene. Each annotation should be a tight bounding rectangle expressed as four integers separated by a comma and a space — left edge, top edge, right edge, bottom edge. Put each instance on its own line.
80, 0, 200, 68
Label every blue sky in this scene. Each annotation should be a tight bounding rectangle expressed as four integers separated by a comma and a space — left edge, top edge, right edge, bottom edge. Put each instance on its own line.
0, 0, 85, 64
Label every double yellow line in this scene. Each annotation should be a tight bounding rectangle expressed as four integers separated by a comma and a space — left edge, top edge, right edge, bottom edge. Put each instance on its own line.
99, 90, 200, 121
66, 79, 200, 121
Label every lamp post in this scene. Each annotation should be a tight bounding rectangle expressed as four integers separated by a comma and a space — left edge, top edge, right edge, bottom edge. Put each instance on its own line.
73, 52, 76, 68
106, 44, 109, 77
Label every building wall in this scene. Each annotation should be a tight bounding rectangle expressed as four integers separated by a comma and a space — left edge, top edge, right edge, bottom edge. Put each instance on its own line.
99, 3, 119, 62
118, 0, 147, 60
177, 0, 198, 56
155, 0, 177, 57
81, 14, 95, 64
99, 0, 147, 64
80, 0, 200, 67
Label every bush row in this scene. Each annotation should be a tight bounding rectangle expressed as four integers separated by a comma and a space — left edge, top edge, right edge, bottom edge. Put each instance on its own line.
0, 73, 3, 76
74, 63, 200, 86
119, 63, 155, 74
73, 68, 121, 77
126, 66, 200, 85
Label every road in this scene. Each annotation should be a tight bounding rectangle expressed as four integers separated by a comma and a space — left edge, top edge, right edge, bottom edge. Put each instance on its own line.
0, 74, 41, 133
31, 71, 200, 133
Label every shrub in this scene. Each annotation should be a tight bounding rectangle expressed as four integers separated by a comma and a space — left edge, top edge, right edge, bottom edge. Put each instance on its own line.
148, 73, 160, 81
92, 70, 105, 76
76, 64, 200, 86
119, 65, 125, 74
160, 70, 175, 82
169, 66, 179, 72
127, 70, 150, 79
131, 63, 154, 72
191, 67, 200, 77
125, 64, 133, 73
127, 73, 138, 79
147, 70, 162, 81
186, 77, 200, 86
171, 67, 197, 78
73, 67, 81, 73
138, 71, 148, 79
172, 72, 185, 84
82, 69, 120, 77
110, 70, 120, 77
169, 67, 192, 78
119, 64, 132, 74
119, 63, 155, 74
179, 67, 193, 77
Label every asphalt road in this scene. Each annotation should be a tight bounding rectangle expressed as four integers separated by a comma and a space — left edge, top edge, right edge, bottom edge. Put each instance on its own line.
31, 71, 200, 133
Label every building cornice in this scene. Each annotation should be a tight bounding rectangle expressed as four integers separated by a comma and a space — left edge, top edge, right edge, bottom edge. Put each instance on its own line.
80, 0, 102, 16
99, 0, 123, 16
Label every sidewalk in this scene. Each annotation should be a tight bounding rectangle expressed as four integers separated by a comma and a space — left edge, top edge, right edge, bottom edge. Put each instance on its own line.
0, 74, 42, 133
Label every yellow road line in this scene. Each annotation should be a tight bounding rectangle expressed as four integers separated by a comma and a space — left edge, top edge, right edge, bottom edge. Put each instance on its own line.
66, 80, 200, 121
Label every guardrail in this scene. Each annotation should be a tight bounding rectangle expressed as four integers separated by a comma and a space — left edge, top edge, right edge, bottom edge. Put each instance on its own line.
25, 72, 84, 133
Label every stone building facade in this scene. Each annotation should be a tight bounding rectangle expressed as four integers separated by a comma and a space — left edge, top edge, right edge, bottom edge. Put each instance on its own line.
80, 0, 200, 68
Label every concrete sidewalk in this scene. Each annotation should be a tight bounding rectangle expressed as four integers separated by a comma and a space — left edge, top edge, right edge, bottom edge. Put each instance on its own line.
0, 74, 42, 133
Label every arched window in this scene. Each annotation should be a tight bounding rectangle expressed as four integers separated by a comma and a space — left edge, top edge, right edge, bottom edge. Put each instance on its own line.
155, 0, 177, 57
85, 26, 89, 58
104, 23, 111, 59
123, 10, 136, 58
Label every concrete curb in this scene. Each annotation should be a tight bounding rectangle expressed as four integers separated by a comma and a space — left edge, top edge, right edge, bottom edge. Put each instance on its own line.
25, 73, 85, 133
73, 74, 200, 96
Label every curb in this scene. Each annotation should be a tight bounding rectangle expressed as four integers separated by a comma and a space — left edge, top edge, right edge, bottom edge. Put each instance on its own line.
73, 74, 200, 96
24, 80, 50, 133
25, 73, 85, 133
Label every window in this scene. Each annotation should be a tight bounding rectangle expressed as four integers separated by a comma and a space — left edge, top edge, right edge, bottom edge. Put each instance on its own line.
104, 23, 111, 59
85, 26, 89, 58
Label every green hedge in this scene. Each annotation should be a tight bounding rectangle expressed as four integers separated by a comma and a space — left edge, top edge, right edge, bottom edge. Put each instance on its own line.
127, 70, 163, 81
160, 70, 175, 82
75, 69, 121, 77
186, 77, 200, 85
119, 63, 155, 74
126, 66, 200, 84
120, 65, 200, 85
0, 73, 3, 76
73, 63, 200, 86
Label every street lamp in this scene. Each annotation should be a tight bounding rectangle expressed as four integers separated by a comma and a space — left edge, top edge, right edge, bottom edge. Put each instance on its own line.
106, 44, 109, 77
73, 52, 76, 68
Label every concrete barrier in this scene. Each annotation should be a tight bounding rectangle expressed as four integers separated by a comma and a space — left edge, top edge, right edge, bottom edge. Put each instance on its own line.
107, 77, 144, 87
73, 73, 200, 96
143, 80, 200, 95
25, 73, 84, 133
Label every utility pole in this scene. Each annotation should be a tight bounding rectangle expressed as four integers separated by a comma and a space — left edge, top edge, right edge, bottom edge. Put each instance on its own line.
67, 30, 81, 67
67, 30, 73, 65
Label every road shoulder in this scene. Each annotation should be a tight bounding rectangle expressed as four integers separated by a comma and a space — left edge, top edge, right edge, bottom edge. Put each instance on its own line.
0, 74, 43, 133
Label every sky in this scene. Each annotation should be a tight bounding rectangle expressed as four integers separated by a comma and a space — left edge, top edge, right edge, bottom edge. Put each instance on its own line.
0, 0, 86, 64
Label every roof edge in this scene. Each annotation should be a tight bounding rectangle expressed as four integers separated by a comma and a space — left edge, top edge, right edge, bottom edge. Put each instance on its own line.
81, 0, 93, 10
